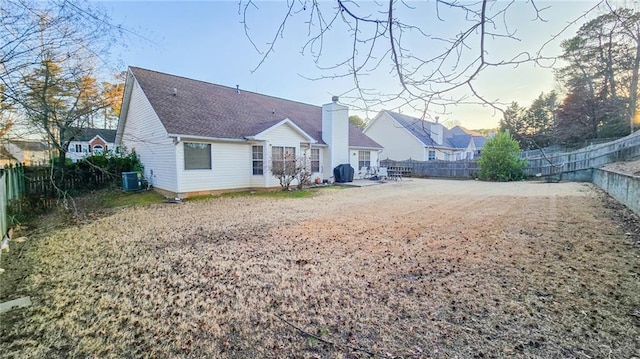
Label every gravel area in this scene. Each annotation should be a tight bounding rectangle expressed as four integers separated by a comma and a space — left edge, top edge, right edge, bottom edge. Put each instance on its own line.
1, 179, 639, 358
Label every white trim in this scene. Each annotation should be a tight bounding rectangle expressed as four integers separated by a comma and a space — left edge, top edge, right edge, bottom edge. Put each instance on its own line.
252, 118, 317, 144
116, 68, 137, 145
169, 134, 247, 143
349, 145, 383, 150
88, 134, 110, 144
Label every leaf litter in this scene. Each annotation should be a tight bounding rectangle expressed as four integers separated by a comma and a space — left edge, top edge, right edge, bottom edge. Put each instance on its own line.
0, 180, 638, 358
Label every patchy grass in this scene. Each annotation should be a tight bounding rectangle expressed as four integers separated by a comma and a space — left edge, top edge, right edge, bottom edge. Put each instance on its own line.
1, 180, 638, 358
186, 189, 320, 202
99, 190, 165, 208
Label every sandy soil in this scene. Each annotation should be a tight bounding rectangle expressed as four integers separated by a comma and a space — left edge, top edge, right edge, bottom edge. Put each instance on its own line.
602, 158, 640, 176
1, 179, 639, 358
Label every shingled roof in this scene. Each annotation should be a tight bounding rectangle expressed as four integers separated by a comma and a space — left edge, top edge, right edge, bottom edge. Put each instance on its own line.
71, 127, 117, 142
384, 111, 487, 150
9, 140, 50, 151
128, 67, 381, 148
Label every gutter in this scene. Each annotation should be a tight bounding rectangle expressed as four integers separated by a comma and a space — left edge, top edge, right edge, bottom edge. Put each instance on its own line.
168, 134, 248, 143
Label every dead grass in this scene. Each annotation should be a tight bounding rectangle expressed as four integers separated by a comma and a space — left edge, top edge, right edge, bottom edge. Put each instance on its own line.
1, 179, 639, 358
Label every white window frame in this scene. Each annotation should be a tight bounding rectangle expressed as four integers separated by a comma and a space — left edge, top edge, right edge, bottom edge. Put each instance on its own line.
310, 148, 320, 173
272, 146, 296, 172
93, 145, 104, 155
252, 145, 264, 175
184, 142, 212, 170
358, 150, 371, 169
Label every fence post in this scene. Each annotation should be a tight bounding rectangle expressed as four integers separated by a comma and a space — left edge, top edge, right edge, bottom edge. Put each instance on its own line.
0, 170, 7, 237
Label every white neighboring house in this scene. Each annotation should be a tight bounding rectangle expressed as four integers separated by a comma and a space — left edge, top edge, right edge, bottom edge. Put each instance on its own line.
363, 111, 487, 161
67, 128, 117, 162
116, 67, 382, 198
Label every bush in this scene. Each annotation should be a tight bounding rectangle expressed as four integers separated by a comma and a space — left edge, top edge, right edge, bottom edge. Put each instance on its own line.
477, 131, 527, 181
65, 148, 143, 192
270, 155, 312, 191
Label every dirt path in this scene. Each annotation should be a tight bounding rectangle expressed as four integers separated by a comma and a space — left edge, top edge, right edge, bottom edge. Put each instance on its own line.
602, 158, 640, 176
1, 179, 638, 358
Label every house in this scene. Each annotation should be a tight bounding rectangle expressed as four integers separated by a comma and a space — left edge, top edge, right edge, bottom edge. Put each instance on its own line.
2, 140, 50, 166
66, 127, 117, 162
0, 144, 17, 167
449, 125, 487, 158
116, 67, 382, 197
363, 111, 487, 161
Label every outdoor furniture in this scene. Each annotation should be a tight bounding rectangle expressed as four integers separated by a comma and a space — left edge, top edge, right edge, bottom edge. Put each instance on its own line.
388, 168, 402, 181
358, 166, 370, 179
378, 167, 388, 181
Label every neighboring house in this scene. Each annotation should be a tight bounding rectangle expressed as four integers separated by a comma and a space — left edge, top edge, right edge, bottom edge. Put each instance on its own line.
3, 140, 50, 166
363, 111, 487, 161
116, 67, 382, 197
449, 125, 487, 159
0, 144, 17, 167
67, 127, 117, 162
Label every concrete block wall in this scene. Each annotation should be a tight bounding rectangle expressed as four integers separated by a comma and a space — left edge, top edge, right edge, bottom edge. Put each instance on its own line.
592, 169, 640, 216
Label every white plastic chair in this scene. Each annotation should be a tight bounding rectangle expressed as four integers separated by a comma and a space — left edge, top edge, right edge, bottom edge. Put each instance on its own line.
378, 167, 388, 181
358, 166, 369, 179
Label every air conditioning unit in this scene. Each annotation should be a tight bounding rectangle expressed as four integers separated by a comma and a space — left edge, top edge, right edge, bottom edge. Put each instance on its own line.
122, 171, 142, 191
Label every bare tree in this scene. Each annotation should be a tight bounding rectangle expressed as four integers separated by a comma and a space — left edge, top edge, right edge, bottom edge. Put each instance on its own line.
240, 0, 603, 121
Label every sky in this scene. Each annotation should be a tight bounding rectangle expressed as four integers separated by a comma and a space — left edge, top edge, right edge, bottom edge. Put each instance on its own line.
100, 0, 603, 130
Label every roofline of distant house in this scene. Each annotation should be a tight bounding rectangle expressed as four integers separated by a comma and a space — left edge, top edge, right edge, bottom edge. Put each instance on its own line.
70, 134, 115, 143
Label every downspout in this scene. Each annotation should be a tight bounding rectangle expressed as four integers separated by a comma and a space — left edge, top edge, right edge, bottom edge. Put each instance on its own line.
173, 136, 181, 198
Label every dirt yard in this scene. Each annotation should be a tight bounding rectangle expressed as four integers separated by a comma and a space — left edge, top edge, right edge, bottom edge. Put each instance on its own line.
602, 158, 640, 176
1, 179, 639, 358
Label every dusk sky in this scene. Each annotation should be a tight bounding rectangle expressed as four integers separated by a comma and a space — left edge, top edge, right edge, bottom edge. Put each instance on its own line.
102, 0, 602, 129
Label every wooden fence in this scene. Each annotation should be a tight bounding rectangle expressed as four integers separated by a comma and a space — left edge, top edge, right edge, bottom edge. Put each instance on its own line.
524, 130, 640, 177
1, 171, 6, 237
0, 163, 115, 233
380, 159, 479, 178
380, 131, 640, 180
1, 165, 27, 237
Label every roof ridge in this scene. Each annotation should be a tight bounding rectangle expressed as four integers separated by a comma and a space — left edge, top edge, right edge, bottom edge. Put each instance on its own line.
129, 66, 322, 109
385, 110, 436, 125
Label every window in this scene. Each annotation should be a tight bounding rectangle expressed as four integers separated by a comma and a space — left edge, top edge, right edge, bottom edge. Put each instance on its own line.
358, 151, 370, 169
252, 145, 264, 175
184, 142, 212, 170
310, 148, 320, 172
272, 146, 296, 173
428, 150, 436, 161
445, 153, 450, 161
93, 145, 104, 155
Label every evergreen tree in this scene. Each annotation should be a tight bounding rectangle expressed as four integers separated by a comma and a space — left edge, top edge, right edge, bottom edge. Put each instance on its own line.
555, 8, 639, 143
477, 131, 526, 181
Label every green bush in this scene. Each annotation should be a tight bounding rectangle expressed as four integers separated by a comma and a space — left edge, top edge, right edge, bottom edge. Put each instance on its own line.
477, 131, 527, 181
64, 148, 143, 191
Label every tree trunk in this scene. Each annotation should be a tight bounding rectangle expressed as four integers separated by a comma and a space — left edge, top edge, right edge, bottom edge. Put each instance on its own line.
630, 31, 640, 134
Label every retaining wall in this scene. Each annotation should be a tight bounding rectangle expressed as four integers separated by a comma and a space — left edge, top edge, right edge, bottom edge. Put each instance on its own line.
592, 169, 640, 216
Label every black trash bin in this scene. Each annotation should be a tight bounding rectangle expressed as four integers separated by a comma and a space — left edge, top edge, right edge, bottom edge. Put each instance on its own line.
333, 164, 354, 183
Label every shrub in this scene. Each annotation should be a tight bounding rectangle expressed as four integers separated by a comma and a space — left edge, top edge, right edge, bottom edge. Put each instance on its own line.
270, 155, 312, 191
477, 131, 527, 181
65, 148, 143, 191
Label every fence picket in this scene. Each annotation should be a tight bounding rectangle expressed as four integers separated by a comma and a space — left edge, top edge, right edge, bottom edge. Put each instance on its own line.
1, 171, 7, 237
380, 131, 640, 180
523, 131, 640, 176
